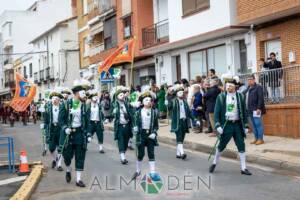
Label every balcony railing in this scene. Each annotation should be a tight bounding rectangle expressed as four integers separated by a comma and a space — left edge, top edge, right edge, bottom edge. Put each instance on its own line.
40, 70, 45, 81
142, 19, 169, 49
45, 67, 54, 80
88, 0, 116, 19
239, 65, 300, 104
34, 72, 39, 84
89, 43, 105, 57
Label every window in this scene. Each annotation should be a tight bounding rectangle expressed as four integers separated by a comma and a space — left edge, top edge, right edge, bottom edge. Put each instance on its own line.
123, 15, 132, 39
23, 66, 27, 78
29, 63, 33, 77
189, 50, 207, 80
182, 0, 210, 16
83, 0, 88, 15
189, 45, 227, 79
104, 16, 117, 50
83, 37, 90, 57
51, 53, 54, 67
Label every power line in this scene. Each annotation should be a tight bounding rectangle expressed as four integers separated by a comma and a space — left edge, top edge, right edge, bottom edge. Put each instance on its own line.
0, 51, 48, 56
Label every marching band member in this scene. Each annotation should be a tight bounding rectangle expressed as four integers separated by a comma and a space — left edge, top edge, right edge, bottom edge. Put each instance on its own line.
166, 84, 200, 160
209, 75, 252, 176
86, 89, 105, 153
132, 91, 160, 181
61, 80, 90, 187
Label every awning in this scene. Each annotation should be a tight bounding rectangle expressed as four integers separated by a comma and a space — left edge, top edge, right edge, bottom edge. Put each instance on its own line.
90, 22, 104, 36
142, 26, 250, 55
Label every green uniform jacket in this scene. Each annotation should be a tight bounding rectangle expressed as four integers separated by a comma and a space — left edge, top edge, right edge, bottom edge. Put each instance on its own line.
44, 102, 67, 140
61, 100, 88, 147
86, 102, 104, 133
214, 92, 249, 136
134, 108, 159, 146
168, 98, 194, 133
113, 101, 133, 140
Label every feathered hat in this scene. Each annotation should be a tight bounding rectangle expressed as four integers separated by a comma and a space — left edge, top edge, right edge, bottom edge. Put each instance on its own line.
172, 84, 185, 93
49, 88, 63, 99
72, 79, 91, 93
87, 89, 98, 99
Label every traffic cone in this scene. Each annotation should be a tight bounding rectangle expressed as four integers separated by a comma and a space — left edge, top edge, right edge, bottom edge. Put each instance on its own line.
18, 150, 30, 176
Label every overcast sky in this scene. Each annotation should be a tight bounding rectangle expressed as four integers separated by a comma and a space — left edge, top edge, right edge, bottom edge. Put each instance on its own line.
0, 0, 36, 15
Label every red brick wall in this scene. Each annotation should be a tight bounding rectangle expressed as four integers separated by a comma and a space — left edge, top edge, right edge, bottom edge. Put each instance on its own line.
256, 17, 300, 66
117, 0, 154, 57
237, 0, 300, 24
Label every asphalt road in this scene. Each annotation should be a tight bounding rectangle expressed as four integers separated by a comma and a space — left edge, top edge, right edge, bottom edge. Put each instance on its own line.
1, 123, 300, 200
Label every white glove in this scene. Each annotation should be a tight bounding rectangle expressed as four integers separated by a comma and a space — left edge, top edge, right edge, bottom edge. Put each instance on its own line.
65, 128, 71, 135
217, 127, 223, 135
133, 126, 138, 134
87, 137, 92, 142
40, 123, 44, 130
244, 128, 249, 134
148, 133, 156, 140
196, 121, 201, 126
164, 100, 168, 106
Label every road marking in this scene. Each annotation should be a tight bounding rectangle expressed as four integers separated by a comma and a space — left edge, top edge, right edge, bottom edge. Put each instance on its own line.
0, 176, 27, 186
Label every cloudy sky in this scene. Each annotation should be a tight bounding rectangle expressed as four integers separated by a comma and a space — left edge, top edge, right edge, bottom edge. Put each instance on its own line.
0, 0, 36, 15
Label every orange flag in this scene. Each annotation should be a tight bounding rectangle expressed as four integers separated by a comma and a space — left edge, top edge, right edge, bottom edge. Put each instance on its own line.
98, 38, 135, 74
10, 73, 37, 112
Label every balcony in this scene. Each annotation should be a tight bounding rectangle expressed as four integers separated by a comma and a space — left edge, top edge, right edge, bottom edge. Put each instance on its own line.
39, 70, 45, 82
239, 65, 300, 104
2, 38, 13, 50
45, 67, 54, 81
142, 20, 169, 49
34, 72, 39, 84
88, 0, 116, 20
3, 58, 13, 70
89, 43, 105, 57
237, 0, 300, 24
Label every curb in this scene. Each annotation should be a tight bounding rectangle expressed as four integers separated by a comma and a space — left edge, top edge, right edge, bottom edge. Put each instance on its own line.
104, 125, 300, 174
10, 164, 44, 200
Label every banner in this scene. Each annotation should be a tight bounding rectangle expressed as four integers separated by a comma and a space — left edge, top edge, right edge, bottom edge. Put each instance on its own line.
98, 38, 135, 74
10, 73, 37, 112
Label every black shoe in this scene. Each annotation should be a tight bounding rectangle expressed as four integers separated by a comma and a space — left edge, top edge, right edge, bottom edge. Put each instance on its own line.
205, 129, 213, 134
121, 159, 128, 165
76, 180, 86, 187
181, 154, 187, 160
176, 155, 182, 159
131, 171, 141, 181
99, 149, 105, 154
209, 164, 216, 173
51, 160, 56, 169
57, 166, 64, 171
66, 172, 71, 183
241, 169, 252, 176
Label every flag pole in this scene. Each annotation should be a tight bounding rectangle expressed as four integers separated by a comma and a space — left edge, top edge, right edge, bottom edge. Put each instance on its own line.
129, 37, 136, 90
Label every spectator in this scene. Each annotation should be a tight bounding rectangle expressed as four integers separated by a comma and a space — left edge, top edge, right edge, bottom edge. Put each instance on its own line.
157, 85, 167, 119
264, 52, 282, 103
203, 78, 221, 136
187, 80, 196, 107
100, 91, 112, 122
191, 85, 204, 133
245, 75, 266, 145
258, 58, 269, 99
208, 68, 222, 87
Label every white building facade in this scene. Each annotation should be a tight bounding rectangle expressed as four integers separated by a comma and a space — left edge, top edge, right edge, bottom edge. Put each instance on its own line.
30, 17, 80, 101
143, 0, 257, 85
0, 0, 75, 100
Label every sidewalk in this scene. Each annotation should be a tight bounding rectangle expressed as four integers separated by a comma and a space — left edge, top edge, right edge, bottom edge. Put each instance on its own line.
105, 122, 300, 174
